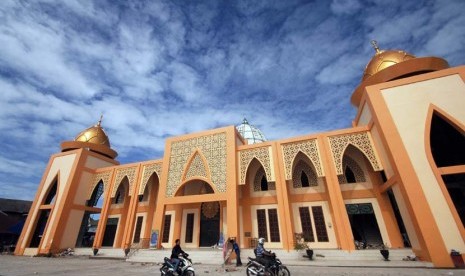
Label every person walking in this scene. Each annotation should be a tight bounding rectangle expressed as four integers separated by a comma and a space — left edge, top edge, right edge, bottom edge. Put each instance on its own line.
229, 238, 242, 266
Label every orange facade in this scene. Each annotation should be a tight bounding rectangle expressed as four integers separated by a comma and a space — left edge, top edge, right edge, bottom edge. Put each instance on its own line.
14, 47, 465, 268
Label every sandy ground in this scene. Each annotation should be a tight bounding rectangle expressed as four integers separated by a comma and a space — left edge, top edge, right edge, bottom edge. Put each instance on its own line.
0, 255, 464, 276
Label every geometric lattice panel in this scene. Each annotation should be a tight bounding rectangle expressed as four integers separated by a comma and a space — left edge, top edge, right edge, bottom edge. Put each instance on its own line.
87, 170, 112, 200
138, 162, 162, 195
337, 156, 366, 184
111, 167, 137, 197
183, 151, 208, 181
282, 139, 324, 179
328, 132, 382, 175
239, 146, 273, 185
166, 132, 227, 197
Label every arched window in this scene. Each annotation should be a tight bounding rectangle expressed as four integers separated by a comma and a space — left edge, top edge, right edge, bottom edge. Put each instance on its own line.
291, 158, 318, 188
338, 156, 366, 184
345, 166, 356, 183
429, 111, 465, 227
430, 113, 465, 167
87, 181, 104, 207
139, 184, 150, 202
301, 172, 310, 187
261, 175, 269, 191
44, 179, 58, 204
114, 185, 125, 204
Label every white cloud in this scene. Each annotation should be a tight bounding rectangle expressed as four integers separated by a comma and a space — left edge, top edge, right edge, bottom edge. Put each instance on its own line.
0, 0, 464, 200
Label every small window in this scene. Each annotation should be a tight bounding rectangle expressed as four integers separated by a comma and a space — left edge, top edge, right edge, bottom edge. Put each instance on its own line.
301, 172, 310, 187
162, 215, 172, 243
44, 179, 58, 205
115, 191, 123, 204
185, 213, 195, 243
261, 176, 268, 191
345, 166, 356, 183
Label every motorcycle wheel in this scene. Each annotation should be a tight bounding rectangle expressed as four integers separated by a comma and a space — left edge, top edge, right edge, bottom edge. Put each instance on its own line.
277, 266, 290, 276
184, 271, 195, 276
160, 266, 171, 275
246, 266, 253, 276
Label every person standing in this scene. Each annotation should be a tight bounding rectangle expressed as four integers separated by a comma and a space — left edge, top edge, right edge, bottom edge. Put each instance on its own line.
170, 239, 185, 273
229, 238, 242, 266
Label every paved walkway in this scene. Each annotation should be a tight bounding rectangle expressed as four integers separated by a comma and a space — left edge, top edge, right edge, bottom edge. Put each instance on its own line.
1, 255, 464, 276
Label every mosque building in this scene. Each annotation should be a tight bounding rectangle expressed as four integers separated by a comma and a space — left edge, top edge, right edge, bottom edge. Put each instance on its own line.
14, 42, 465, 268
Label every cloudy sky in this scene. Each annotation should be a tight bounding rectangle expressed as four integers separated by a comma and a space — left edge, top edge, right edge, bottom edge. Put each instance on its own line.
1, 0, 465, 200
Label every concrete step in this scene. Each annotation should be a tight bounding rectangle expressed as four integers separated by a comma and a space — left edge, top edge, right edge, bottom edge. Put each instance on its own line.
74, 248, 127, 259
127, 248, 432, 267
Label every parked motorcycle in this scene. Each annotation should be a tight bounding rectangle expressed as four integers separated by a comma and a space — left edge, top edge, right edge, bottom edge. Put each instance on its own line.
246, 251, 290, 276
160, 253, 195, 276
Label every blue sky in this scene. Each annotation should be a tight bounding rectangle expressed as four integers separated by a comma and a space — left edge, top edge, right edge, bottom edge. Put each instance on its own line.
1, 0, 465, 200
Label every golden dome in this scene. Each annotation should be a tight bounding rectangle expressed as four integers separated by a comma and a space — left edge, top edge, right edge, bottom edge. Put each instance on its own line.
362, 40, 415, 80
74, 116, 111, 147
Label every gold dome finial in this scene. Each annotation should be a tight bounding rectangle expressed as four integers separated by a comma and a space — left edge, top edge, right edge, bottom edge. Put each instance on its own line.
362, 41, 416, 80
371, 40, 381, 54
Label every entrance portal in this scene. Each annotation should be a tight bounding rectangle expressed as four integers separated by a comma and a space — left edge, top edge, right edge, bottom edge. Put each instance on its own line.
346, 203, 383, 247
199, 202, 220, 247
102, 218, 119, 247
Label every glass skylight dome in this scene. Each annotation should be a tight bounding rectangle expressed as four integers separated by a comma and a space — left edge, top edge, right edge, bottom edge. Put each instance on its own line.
236, 118, 267, 144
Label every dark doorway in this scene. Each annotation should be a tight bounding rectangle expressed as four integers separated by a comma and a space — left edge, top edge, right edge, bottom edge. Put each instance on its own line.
346, 203, 383, 247
29, 210, 50, 247
199, 202, 220, 247
387, 189, 411, 247
133, 216, 144, 243
102, 218, 119, 247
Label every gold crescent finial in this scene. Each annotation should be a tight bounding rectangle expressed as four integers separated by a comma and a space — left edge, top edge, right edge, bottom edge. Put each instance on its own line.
98, 114, 103, 126
371, 40, 381, 54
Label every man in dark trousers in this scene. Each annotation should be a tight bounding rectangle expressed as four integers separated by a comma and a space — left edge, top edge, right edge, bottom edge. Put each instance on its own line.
170, 239, 185, 274
229, 238, 242, 266
255, 237, 274, 269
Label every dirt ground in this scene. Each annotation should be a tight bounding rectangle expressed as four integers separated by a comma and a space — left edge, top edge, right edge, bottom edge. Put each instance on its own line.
0, 255, 464, 276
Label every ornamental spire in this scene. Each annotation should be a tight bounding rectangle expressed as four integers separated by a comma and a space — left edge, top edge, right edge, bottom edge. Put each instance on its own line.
371, 40, 381, 54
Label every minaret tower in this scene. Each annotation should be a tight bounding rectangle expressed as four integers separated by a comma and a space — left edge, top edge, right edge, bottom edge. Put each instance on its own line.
15, 117, 119, 255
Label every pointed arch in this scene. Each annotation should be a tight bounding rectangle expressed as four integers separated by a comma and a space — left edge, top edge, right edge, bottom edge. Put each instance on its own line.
29, 174, 59, 248
246, 158, 275, 192
43, 174, 59, 205
87, 180, 104, 207
182, 150, 210, 181
113, 167, 137, 197
239, 147, 273, 184
174, 178, 217, 196
337, 146, 367, 184
138, 163, 162, 195
139, 172, 159, 202
88, 170, 112, 200
427, 106, 465, 167
112, 175, 129, 200
282, 139, 325, 179
425, 104, 465, 235
291, 151, 318, 188
328, 132, 383, 175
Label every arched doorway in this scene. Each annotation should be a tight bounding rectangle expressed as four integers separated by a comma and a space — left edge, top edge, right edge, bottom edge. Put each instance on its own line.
339, 145, 384, 247
102, 177, 130, 247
